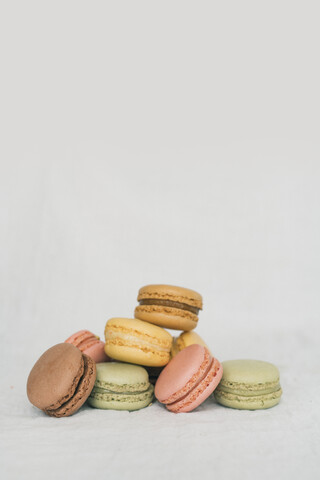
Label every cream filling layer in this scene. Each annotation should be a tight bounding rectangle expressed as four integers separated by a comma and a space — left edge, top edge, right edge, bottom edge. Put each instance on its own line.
215, 387, 282, 403
95, 379, 150, 393
90, 384, 154, 403
106, 330, 171, 353
217, 379, 280, 396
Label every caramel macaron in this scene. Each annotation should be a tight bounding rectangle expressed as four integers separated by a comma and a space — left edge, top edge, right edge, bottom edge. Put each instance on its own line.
135, 284, 202, 331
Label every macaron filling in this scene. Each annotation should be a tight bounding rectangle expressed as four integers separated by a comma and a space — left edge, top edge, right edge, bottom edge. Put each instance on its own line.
105, 326, 171, 354
138, 299, 200, 314
214, 387, 282, 404
89, 384, 154, 408
90, 384, 154, 400
94, 378, 150, 393
217, 379, 281, 397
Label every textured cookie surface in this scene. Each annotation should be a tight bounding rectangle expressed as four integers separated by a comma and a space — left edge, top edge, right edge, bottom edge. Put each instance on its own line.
155, 345, 222, 413
214, 359, 282, 410
88, 362, 154, 411
27, 344, 84, 411
65, 330, 110, 363
27, 344, 96, 417
135, 285, 202, 331
46, 354, 96, 417
137, 284, 203, 308
105, 318, 172, 367
171, 331, 210, 357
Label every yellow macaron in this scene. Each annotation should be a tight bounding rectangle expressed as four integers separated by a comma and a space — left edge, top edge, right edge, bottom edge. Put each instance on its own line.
171, 331, 210, 357
134, 284, 203, 331
104, 318, 172, 367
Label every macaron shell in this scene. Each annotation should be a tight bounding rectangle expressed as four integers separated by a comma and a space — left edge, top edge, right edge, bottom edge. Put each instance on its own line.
94, 362, 150, 390
220, 359, 280, 385
27, 343, 84, 411
137, 284, 203, 309
135, 306, 197, 331
45, 354, 96, 417
171, 331, 210, 357
65, 330, 110, 363
170, 339, 181, 357
88, 362, 154, 411
155, 345, 208, 403
65, 330, 99, 351
214, 359, 282, 410
168, 357, 223, 413
84, 341, 110, 363
105, 318, 172, 367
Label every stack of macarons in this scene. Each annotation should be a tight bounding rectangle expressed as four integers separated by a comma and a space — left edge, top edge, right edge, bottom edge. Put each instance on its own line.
26, 284, 282, 417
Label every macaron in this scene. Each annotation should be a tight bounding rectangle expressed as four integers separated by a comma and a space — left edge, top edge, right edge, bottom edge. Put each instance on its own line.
144, 366, 164, 385
134, 284, 202, 331
214, 359, 282, 410
88, 362, 154, 411
104, 317, 172, 367
65, 330, 110, 363
171, 331, 210, 357
27, 343, 96, 417
155, 344, 223, 413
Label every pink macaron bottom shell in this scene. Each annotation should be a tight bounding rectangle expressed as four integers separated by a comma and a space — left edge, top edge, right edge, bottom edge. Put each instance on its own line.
167, 357, 223, 413
84, 341, 110, 363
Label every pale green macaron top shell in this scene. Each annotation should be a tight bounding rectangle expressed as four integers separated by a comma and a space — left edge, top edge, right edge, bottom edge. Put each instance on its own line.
214, 359, 282, 410
94, 362, 150, 392
88, 362, 154, 411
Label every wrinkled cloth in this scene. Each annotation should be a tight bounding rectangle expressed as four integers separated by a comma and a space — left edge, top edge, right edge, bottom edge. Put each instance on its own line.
1, 328, 319, 480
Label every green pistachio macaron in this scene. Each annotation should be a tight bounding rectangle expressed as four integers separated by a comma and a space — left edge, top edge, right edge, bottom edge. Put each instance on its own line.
88, 362, 154, 411
214, 359, 282, 410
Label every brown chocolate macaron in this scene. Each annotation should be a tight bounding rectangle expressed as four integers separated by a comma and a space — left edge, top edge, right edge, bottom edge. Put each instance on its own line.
134, 284, 203, 331
27, 343, 96, 417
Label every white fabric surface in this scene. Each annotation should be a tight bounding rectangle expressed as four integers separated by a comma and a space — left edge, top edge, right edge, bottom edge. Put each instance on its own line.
1, 328, 319, 480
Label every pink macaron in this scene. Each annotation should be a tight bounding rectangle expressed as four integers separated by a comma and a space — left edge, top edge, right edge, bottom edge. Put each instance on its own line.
65, 330, 110, 364
155, 344, 223, 413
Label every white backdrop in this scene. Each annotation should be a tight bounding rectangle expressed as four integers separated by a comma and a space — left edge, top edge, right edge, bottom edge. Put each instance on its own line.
1, 1, 319, 479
